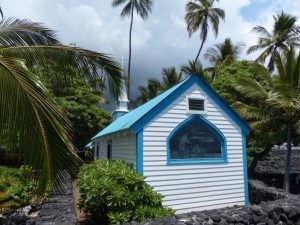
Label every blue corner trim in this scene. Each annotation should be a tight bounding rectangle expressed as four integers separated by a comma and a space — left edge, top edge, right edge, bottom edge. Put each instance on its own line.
132, 74, 250, 134
242, 133, 249, 206
136, 130, 143, 174
166, 115, 228, 165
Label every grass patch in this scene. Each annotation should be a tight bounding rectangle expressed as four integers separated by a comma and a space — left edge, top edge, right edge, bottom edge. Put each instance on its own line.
0, 165, 38, 210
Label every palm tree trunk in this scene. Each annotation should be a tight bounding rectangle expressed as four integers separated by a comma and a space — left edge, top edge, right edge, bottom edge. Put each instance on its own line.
195, 38, 205, 62
284, 123, 292, 192
127, 6, 134, 100
249, 143, 272, 177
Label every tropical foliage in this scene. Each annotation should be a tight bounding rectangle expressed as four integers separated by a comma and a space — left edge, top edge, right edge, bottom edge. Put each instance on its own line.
205, 38, 243, 65
233, 47, 300, 191
0, 165, 38, 209
185, 0, 225, 61
112, 0, 153, 100
212, 60, 268, 104
0, 18, 122, 194
77, 160, 173, 225
205, 38, 244, 80
137, 79, 161, 104
137, 67, 183, 104
248, 12, 300, 72
180, 59, 206, 76
51, 81, 112, 151
161, 67, 183, 89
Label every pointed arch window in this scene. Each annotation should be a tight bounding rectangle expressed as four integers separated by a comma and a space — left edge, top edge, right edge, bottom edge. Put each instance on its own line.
167, 115, 227, 164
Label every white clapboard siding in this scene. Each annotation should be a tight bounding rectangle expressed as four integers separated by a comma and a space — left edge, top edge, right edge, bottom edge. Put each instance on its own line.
169, 198, 245, 212
94, 133, 136, 165
143, 162, 243, 171
146, 176, 244, 186
144, 168, 243, 177
164, 188, 245, 201
152, 179, 245, 192
158, 183, 245, 196
143, 83, 246, 213
164, 192, 245, 206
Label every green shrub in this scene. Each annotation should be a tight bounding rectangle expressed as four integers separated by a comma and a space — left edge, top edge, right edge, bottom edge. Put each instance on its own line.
0, 165, 38, 208
77, 160, 174, 224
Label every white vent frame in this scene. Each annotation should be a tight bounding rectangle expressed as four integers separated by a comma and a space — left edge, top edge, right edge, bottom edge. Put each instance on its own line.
186, 95, 207, 115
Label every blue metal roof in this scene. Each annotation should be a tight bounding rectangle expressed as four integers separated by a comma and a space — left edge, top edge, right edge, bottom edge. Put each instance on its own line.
91, 74, 250, 140
91, 77, 190, 139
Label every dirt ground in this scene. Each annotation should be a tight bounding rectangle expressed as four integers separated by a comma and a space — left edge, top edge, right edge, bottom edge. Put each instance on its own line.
72, 181, 88, 225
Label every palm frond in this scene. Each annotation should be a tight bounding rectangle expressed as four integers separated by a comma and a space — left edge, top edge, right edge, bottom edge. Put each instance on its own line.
249, 117, 277, 129
247, 44, 265, 54
204, 47, 220, 64
252, 26, 272, 38
161, 67, 182, 89
234, 77, 268, 100
274, 50, 287, 81
120, 2, 133, 18
0, 56, 81, 194
135, 0, 153, 19
113, 0, 153, 20
0, 45, 122, 97
255, 46, 273, 64
232, 102, 267, 120
0, 18, 59, 46
112, 0, 128, 7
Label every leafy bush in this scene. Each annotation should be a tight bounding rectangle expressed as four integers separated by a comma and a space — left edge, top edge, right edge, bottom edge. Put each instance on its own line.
0, 165, 38, 209
77, 160, 174, 224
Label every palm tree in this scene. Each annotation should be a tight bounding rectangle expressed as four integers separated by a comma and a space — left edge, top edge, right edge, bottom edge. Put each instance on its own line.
205, 38, 243, 66
0, 18, 122, 193
161, 67, 183, 90
248, 12, 300, 72
233, 47, 300, 192
137, 79, 161, 103
185, 0, 225, 62
205, 38, 243, 80
112, 0, 153, 100
180, 59, 210, 81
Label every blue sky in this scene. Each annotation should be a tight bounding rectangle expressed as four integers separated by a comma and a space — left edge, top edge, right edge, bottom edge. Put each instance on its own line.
2, 0, 300, 104
241, 1, 271, 21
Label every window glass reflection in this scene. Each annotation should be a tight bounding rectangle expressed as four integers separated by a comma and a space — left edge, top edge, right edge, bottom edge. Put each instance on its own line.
170, 119, 222, 159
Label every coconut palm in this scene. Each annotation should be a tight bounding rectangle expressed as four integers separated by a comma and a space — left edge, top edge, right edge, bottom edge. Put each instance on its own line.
180, 59, 210, 82
0, 18, 122, 193
185, 0, 225, 62
248, 12, 300, 72
112, 0, 153, 100
205, 38, 243, 80
161, 67, 183, 90
137, 79, 161, 103
233, 47, 300, 192
205, 38, 243, 66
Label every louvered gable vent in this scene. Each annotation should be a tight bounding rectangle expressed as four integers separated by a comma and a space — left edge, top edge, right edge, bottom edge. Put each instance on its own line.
188, 99, 204, 111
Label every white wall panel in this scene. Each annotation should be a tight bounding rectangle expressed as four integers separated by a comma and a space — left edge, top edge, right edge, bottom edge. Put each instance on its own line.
143, 83, 246, 213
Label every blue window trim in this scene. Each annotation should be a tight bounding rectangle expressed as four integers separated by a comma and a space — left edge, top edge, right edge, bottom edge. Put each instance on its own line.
132, 74, 250, 135
167, 115, 228, 165
136, 130, 143, 174
242, 133, 249, 206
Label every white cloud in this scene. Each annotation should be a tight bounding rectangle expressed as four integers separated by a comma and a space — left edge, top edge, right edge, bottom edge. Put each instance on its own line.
1, 0, 299, 97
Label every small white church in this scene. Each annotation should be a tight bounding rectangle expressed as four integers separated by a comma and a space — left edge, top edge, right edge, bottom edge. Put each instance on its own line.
91, 73, 250, 213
